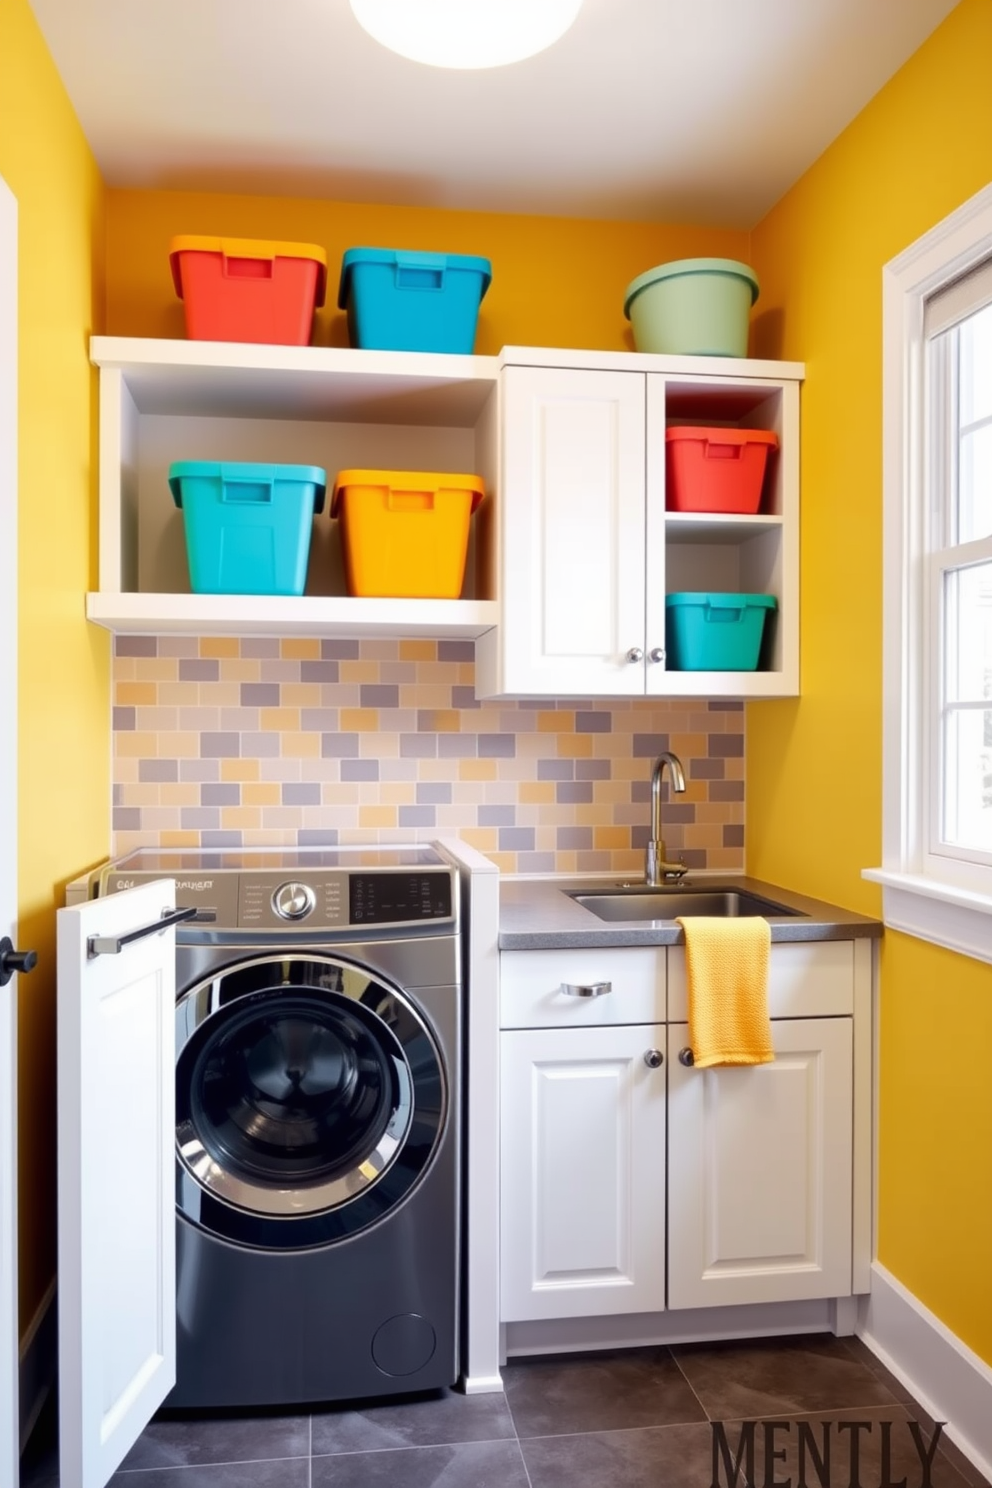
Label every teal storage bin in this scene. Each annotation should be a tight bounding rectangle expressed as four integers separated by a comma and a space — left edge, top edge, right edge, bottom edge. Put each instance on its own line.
665, 592, 776, 671
168, 461, 326, 596
338, 247, 492, 353
623, 257, 759, 357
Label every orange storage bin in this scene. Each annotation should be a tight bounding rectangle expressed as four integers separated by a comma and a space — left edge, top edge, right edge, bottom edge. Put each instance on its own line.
330, 470, 485, 599
665, 427, 778, 514
169, 236, 328, 345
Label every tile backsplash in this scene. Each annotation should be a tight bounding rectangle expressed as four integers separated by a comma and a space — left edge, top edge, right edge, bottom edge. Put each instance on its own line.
111, 637, 746, 875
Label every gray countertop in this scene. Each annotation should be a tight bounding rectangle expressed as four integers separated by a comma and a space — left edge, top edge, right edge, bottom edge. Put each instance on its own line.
499, 874, 883, 950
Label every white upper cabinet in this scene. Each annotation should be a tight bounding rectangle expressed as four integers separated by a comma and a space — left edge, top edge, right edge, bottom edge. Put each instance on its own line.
475, 348, 802, 699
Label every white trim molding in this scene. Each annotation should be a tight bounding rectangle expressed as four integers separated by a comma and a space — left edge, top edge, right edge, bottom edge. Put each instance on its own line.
860, 1262, 992, 1484
865, 180, 992, 962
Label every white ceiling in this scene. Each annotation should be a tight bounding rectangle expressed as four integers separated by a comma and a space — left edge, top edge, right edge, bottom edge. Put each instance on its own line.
29, 0, 958, 228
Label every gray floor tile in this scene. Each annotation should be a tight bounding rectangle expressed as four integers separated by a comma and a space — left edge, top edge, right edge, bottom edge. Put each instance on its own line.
110, 1461, 309, 1486
311, 1386, 516, 1454
671, 1332, 898, 1419
503, 1347, 707, 1438
311, 1438, 531, 1487
118, 1410, 310, 1470
521, 1420, 714, 1488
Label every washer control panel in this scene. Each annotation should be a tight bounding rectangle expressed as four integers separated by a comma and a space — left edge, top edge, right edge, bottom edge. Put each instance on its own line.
238, 869, 455, 932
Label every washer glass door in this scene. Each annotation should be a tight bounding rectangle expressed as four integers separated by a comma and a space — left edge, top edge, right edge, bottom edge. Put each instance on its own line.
175, 953, 446, 1249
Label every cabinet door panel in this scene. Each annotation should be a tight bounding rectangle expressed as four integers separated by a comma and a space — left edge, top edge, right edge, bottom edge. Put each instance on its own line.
498, 366, 646, 696
667, 1018, 853, 1309
500, 1025, 666, 1321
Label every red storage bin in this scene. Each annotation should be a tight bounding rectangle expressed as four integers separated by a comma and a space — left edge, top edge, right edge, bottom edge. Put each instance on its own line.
665, 427, 778, 514
169, 236, 328, 345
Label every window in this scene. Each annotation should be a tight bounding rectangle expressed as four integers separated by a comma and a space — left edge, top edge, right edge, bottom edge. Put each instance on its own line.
865, 184, 992, 965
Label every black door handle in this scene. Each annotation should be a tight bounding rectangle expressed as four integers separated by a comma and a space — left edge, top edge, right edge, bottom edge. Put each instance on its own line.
0, 937, 38, 986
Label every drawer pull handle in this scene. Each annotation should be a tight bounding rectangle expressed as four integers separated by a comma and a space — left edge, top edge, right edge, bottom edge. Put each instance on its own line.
560, 981, 612, 999
644, 1048, 664, 1068
679, 1047, 695, 1066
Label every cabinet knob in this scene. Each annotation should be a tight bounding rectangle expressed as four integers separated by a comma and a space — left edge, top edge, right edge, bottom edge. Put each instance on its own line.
560, 981, 612, 998
649, 647, 665, 664
0, 937, 38, 987
643, 1048, 664, 1068
678, 1047, 695, 1067
625, 647, 644, 664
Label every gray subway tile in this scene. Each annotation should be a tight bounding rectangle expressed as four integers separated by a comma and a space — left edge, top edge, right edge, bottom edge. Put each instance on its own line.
558, 826, 593, 849
301, 709, 341, 732
400, 734, 437, 758
115, 635, 157, 656
240, 638, 281, 658
239, 732, 281, 759
438, 734, 476, 758
723, 824, 745, 847
710, 780, 745, 802
556, 781, 593, 804
321, 640, 360, 660
341, 759, 380, 781
451, 686, 479, 709
400, 805, 436, 828
139, 759, 179, 782
632, 733, 670, 757
438, 640, 474, 662
181, 808, 220, 829
200, 732, 240, 758
321, 734, 360, 758
301, 660, 340, 683
417, 782, 452, 804
537, 759, 574, 781
298, 829, 340, 845
283, 782, 321, 806
362, 684, 399, 708
200, 831, 243, 847
241, 683, 281, 707
112, 807, 141, 831
691, 758, 726, 779
180, 759, 220, 782
113, 707, 136, 730
479, 805, 516, 826
499, 827, 534, 851
575, 759, 611, 780
710, 734, 745, 758
575, 711, 612, 733
201, 783, 240, 806
179, 659, 220, 682
479, 733, 515, 758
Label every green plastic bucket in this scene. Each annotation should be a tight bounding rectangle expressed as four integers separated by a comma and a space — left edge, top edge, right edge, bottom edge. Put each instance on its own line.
623, 257, 759, 357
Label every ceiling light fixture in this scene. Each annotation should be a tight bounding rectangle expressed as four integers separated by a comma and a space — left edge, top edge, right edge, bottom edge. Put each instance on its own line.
349, 0, 584, 70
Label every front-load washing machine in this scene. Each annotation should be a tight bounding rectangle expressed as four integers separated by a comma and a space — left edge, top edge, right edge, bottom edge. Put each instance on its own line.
92, 844, 463, 1409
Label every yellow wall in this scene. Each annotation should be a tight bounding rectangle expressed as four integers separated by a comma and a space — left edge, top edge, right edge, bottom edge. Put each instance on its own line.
0, 0, 107, 1332
105, 189, 748, 351
749, 0, 992, 1364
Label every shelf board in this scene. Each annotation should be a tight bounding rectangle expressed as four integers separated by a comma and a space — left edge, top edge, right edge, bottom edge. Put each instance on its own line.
650, 668, 797, 699
664, 512, 783, 544
90, 337, 500, 425
87, 592, 500, 640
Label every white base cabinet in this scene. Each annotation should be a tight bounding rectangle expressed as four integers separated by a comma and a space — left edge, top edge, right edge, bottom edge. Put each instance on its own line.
666, 1017, 853, 1311
499, 940, 866, 1334
500, 1024, 667, 1322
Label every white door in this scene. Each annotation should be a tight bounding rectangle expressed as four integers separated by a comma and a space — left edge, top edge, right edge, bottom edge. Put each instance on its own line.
0, 170, 21, 1484
666, 1017, 854, 1310
495, 365, 648, 698
57, 880, 180, 1488
500, 1023, 667, 1322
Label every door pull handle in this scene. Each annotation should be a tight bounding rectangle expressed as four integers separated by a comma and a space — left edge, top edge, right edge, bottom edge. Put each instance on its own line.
87, 905, 197, 959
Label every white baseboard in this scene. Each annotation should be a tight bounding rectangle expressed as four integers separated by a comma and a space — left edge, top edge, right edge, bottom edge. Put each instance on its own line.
19, 1279, 56, 1455
860, 1262, 992, 1483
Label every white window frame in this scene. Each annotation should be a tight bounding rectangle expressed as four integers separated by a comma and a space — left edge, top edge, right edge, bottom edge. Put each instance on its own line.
864, 181, 992, 965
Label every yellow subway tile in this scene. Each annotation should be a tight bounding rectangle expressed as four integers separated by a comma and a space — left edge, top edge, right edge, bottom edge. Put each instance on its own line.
280, 732, 321, 758
459, 826, 497, 853
538, 711, 568, 732
281, 683, 322, 707
341, 708, 379, 732
158, 683, 201, 707
243, 783, 282, 806
519, 782, 556, 805
116, 681, 158, 705
161, 831, 200, 848
428, 710, 461, 732
222, 807, 262, 829
399, 640, 436, 662
359, 805, 398, 829
594, 826, 628, 850
280, 638, 321, 660
171, 732, 201, 758
487, 852, 516, 873
459, 759, 497, 781
114, 732, 161, 758
221, 758, 260, 782
159, 785, 200, 807
380, 784, 416, 805
339, 661, 383, 684
200, 638, 240, 659
259, 707, 301, 732
557, 732, 593, 757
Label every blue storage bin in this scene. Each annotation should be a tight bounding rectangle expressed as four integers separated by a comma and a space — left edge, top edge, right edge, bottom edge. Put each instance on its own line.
665, 592, 777, 671
338, 247, 492, 353
168, 461, 326, 596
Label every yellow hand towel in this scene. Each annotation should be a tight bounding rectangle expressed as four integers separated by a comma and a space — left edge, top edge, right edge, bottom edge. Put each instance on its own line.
677, 916, 774, 1068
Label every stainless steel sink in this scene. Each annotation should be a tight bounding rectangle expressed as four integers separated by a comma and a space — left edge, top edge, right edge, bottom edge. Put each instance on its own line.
568, 887, 803, 922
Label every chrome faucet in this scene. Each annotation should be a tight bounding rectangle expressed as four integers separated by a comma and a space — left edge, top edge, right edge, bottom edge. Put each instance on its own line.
645, 751, 687, 885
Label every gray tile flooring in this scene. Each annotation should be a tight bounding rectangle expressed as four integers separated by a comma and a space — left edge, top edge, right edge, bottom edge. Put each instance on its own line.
19, 1333, 990, 1488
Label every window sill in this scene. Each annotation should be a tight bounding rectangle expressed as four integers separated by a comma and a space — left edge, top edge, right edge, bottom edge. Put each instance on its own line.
862, 868, 992, 966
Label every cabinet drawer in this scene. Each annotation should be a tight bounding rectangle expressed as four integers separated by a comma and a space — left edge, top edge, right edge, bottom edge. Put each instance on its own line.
668, 940, 854, 1022
499, 948, 665, 1029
